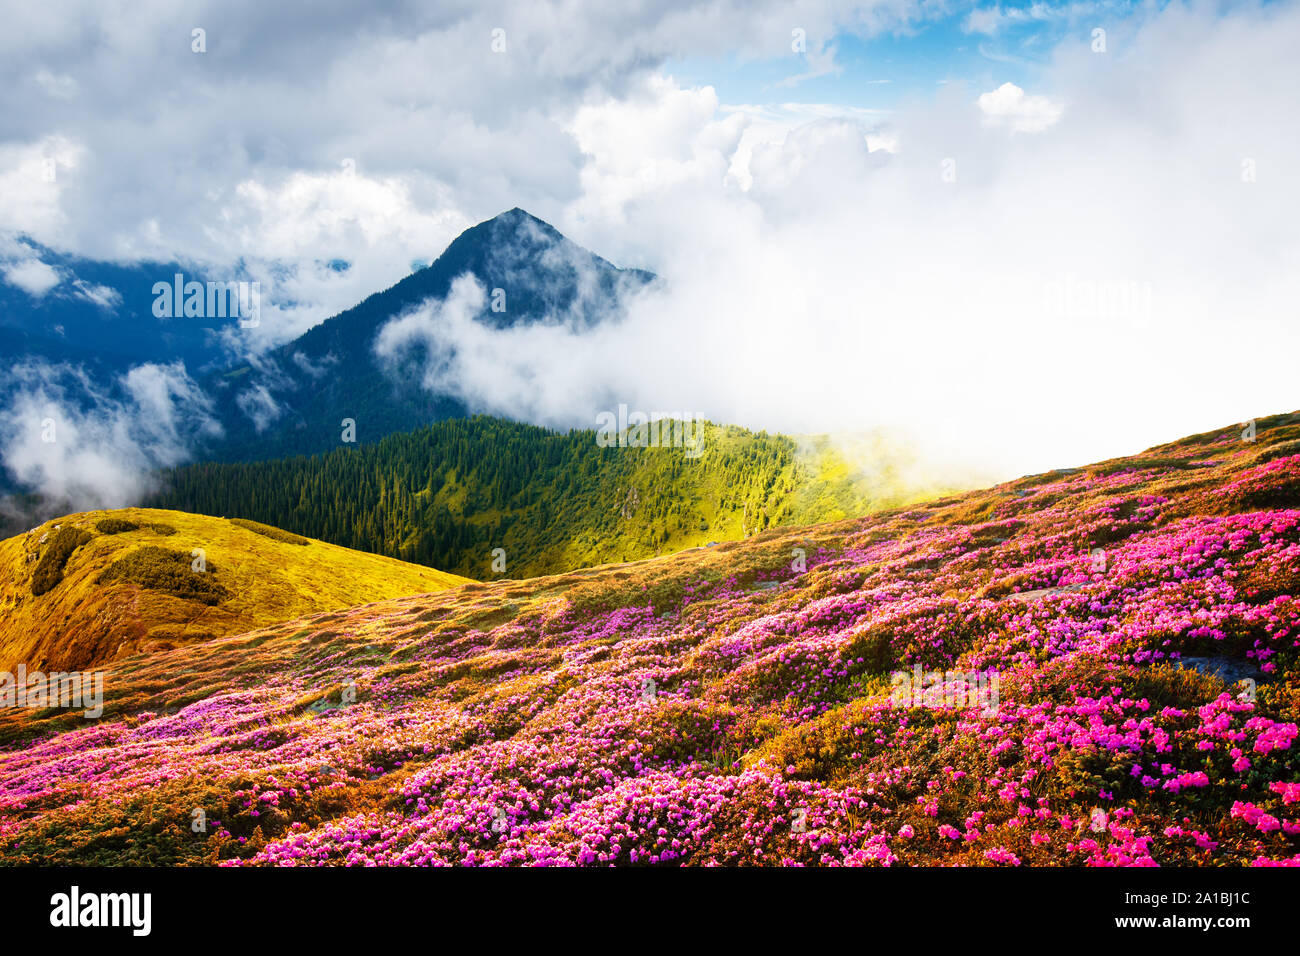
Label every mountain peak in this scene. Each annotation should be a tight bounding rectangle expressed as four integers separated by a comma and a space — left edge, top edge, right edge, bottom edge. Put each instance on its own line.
205, 208, 656, 460
497, 205, 544, 222
444, 206, 568, 261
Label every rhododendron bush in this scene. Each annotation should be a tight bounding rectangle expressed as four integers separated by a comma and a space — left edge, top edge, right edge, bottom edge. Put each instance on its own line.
2, 413, 1299, 867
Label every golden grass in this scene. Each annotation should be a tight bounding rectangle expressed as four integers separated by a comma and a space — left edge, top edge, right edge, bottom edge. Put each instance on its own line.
0, 507, 471, 672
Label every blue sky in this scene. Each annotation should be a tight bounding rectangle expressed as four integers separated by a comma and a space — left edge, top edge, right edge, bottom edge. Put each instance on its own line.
666, 1, 1144, 111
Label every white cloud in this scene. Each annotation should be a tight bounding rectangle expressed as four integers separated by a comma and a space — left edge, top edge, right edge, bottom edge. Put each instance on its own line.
0, 360, 219, 511
963, 2, 1110, 37
0, 137, 80, 245
34, 69, 77, 99
383, 1, 1300, 485
235, 383, 285, 433
568, 77, 747, 224
747, 117, 889, 210
723, 101, 894, 189
2, 258, 60, 296
777, 41, 843, 87
291, 350, 340, 379
964, 7, 1006, 36
977, 82, 1063, 132
70, 279, 121, 310
0, 0, 925, 350
374, 273, 489, 393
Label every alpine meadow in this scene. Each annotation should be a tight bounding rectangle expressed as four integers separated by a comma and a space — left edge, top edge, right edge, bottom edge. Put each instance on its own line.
1, 0, 1298, 941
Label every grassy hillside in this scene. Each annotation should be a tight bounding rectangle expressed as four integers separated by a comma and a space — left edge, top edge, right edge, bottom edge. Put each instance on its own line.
145, 416, 966, 577
0, 507, 469, 672
2, 411, 1298, 865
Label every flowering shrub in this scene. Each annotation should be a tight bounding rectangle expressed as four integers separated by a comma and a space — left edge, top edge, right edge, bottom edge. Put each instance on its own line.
2, 412, 1299, 865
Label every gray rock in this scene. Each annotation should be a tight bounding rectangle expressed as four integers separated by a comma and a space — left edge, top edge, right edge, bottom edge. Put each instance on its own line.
1176, 656, 1267, 685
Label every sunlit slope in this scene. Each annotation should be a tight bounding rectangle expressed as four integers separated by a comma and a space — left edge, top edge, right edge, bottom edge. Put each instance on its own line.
0, 507, 470, 672
3, 412, 1298, 865
147, 416, 973, 577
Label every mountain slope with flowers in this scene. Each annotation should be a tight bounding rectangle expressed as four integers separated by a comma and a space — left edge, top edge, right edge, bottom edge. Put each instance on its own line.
2, 412, 1298, 866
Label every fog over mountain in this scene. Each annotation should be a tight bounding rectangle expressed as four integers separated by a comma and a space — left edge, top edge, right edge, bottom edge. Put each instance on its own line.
2, 0, 1298, 518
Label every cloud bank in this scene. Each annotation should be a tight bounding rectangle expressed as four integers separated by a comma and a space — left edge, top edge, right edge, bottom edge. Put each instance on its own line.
377, 1, 1300, 482
0, 0, 920, 350
0, 361, 221, 521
